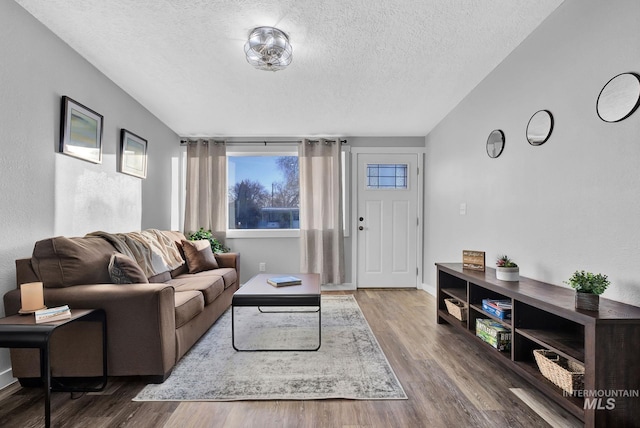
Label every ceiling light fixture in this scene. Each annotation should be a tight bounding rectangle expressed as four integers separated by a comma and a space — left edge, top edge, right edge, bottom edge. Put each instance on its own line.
244, 26, 292, 71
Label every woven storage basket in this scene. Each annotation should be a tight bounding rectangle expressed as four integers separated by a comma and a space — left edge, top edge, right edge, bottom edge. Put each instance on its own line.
444, 298, 467, 321
533, 349, 584, 394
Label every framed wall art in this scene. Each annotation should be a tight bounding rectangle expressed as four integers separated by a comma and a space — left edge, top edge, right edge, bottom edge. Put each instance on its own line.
60, 96, 103, 164
119, 129, 148, 179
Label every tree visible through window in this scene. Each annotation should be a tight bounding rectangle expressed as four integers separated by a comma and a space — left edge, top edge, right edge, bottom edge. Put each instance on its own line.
228, 156, 299, 229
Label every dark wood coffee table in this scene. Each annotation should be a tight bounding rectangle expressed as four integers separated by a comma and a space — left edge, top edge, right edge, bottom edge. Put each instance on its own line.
232, 273, 321, 351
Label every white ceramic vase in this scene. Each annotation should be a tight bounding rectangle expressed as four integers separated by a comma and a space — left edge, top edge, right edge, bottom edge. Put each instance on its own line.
496, 266, 519, 281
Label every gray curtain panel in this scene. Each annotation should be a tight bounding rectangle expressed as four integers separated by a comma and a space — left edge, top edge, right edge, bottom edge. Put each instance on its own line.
299, 139, 345, 284
184, 140, 227, 243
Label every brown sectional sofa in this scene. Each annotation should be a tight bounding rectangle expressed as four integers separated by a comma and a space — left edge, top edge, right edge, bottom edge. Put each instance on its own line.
3, 230, 240, 384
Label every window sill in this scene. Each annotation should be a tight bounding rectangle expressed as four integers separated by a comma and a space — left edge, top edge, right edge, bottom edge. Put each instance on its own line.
226, 229, 300, 239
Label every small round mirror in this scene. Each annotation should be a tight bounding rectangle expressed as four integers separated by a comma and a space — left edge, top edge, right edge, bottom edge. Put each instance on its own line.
486, 130, 505, 158
596, 72, 640, 122
526, 110, 554, 146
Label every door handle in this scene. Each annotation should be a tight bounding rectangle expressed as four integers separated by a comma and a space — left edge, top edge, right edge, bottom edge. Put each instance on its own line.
359, 226, 364, 231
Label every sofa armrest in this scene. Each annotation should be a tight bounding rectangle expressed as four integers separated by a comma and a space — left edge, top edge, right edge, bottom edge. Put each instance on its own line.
4, 283, 177, 378
215, 252, 240, 280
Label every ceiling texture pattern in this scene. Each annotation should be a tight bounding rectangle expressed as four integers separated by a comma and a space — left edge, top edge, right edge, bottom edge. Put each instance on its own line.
16, 0, 564, 138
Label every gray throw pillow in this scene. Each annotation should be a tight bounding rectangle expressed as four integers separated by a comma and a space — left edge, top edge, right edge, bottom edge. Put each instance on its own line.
108, 252, 149, 284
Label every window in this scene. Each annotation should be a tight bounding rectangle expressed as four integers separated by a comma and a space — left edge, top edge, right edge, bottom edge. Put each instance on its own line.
226, 144, 349, 238
227, 147, 299, 236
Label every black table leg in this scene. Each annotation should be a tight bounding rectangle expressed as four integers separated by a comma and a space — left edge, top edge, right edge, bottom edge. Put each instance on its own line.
231, 304, 238, 351
41, 344, 51, 428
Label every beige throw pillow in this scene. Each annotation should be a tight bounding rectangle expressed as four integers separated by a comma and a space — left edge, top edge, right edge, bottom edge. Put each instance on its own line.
181, 240, 219, 273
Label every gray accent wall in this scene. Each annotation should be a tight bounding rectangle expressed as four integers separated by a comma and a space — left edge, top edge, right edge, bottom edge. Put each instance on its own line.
0, 1, 179, 387
424, 0, 640, 307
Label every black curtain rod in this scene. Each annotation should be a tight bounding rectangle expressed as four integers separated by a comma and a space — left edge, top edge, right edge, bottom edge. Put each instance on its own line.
179, 139, 347, 146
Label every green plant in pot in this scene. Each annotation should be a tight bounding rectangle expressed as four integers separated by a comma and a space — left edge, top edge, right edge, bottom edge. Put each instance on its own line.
496, 255, 519, 281
564, 270, 609, 311
188, 228, 230, 253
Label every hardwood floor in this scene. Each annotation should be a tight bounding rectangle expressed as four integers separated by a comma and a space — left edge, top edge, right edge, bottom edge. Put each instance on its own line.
0, 290, 581, 428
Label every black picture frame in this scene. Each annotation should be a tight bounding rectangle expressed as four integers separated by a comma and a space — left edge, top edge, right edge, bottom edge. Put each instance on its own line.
59, 96, 103, 164
119, 129, 148, 179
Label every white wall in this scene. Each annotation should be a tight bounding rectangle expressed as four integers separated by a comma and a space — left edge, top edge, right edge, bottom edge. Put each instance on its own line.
0, 1, 179, 388
424, 0, 640, 307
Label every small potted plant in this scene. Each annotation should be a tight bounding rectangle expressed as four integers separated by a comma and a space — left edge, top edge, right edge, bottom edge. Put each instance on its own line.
496, 255, 519, 281
564, 270, 609, 311
188, 228, 230, 253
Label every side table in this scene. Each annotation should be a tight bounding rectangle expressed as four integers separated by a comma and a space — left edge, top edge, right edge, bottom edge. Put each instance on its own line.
0, 308, 107, 428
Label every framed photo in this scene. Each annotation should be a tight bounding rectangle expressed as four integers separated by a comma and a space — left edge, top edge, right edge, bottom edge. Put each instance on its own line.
119, 129, 148, 179
60, 96, 103, 164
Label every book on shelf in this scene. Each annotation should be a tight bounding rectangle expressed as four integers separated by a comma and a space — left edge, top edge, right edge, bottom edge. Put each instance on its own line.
481, 299, 512, 320
267, 276, 302, 287
35, 305, 71, 323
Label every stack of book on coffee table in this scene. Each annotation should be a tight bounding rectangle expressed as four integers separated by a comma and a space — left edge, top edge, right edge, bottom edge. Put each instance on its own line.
267, 276, 302, 287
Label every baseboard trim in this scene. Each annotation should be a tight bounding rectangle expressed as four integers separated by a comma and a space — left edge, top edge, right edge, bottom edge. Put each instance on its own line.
420, 282, 436, 296
0, 367, 16, 391
322, 283, 356, 291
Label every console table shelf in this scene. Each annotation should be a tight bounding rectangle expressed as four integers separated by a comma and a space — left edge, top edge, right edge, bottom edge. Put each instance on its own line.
516, 328, 584, 362
436, 263, 640, 427
440, 286, 466, 302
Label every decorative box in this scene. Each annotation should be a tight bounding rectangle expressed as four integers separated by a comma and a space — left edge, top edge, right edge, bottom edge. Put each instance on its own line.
476, 318, 511, 352
444, 298, 467, 321
482, 298, 512, 320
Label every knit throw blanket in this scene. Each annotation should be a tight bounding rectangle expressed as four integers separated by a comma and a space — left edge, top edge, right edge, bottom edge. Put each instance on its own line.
88, 229, 184, 277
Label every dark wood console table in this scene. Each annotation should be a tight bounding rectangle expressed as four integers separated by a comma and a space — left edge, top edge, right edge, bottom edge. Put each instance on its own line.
436, 263, 640, 427
0, 309, 107, 427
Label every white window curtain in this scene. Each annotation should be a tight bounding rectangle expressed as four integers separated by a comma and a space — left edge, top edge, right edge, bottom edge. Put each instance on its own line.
299, 139, 345, 284
184, 140, 227, 243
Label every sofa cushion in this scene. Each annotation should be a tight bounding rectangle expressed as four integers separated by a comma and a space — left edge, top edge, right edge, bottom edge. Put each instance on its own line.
148, 271, 172, 283
174, 290, 204, 328
108, 252, 149, 284
181, 240, 219, 273
32, 236, 115, 288
175, 268, 237, 289
167, 276, 224, 305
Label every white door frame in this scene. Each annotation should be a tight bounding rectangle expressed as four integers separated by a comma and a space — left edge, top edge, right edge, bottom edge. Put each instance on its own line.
350, 147, 425, 288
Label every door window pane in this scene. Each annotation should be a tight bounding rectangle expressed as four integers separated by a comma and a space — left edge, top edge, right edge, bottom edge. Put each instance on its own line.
366, 164, 408, 189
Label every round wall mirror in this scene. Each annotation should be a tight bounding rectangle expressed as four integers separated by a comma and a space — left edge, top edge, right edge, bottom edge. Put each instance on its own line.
486, 129, 505, 158
526, 110, 554, 146
596, 72, 640, 122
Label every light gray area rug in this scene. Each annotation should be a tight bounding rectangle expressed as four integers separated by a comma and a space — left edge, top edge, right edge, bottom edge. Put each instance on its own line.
133, 295, 406, 401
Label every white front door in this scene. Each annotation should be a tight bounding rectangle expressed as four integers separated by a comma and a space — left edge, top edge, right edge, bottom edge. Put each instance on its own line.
355, 152, 420, 288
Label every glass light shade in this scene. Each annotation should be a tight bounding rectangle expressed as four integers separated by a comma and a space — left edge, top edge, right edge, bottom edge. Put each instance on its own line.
244, 26, 292, 71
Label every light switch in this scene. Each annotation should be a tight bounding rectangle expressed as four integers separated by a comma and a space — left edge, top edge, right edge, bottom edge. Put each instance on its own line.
460, 203, 467, 215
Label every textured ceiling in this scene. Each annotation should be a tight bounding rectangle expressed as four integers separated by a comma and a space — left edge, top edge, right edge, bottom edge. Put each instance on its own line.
16, 0, 563, 138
